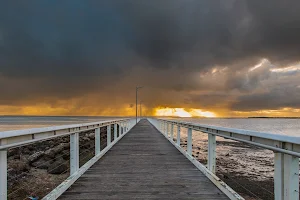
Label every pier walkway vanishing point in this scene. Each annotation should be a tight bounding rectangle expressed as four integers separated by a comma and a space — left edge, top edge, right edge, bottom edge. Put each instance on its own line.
1, 117, 300, 200
58, 119, 229, 200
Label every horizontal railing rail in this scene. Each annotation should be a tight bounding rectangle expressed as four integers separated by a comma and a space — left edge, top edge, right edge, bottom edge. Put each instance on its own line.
0, 118, 130, 150
0, 118, 138, 200
148, 118, 299, 200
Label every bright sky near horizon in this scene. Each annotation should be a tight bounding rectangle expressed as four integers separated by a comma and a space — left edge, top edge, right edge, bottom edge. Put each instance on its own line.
0, 1, 300, 118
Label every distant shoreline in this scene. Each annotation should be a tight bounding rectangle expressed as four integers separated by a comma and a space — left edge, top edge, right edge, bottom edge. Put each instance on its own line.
247, 116, 300, 119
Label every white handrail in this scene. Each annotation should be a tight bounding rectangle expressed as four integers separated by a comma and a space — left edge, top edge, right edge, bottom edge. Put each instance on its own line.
161, 119, 300, 144
156, 118, 300, 156
0, 118, 139, 200
0, 118, 129, 139
149, 118, 299, 200
0, 118, 130, 150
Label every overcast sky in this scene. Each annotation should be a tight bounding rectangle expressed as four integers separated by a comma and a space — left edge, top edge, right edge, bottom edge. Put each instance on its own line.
0, 0, 300, 117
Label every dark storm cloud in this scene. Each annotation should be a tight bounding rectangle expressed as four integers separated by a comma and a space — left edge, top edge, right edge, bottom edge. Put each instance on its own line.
1, 0, 300, 112
231, 86, 300, 111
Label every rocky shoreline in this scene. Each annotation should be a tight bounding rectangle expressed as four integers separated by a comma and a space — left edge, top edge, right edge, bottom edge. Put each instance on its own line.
179, 132, 274, 200
7, 126, 112, 200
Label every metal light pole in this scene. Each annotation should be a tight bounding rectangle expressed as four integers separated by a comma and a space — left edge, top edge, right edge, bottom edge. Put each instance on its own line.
136, 86, 143, 124
140, 101, 143, 119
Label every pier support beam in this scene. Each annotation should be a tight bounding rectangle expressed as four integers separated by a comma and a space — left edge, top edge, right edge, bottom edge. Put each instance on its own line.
0, 148, 7, 200
274, 143, 299, 200
70, 132, 79, 175
107, 125, 111, 145
208, 134, 216, 174
177, 126, 181, 146
95, 128, 101, 155
187, 128, 192, 155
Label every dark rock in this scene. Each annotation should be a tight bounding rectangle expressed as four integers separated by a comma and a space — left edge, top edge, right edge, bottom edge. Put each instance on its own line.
13, 154, 20, 160
62, 150, 70, 160
28, 151, 44, 164
81, 137, 90, 143
31, 158, 52, 169
8, 160, 30, 180
27, 146, 35, 151
47, 158, 68, 174
225, 153, 230, 157
22, 148, 31, 155
88, 133, 95, 139
44, 143, 69, 158
8, 160, 30, 172
7, 148, 19, 157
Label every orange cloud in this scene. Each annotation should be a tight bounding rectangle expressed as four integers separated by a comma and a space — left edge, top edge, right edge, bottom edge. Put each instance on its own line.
154, 107, 217, 118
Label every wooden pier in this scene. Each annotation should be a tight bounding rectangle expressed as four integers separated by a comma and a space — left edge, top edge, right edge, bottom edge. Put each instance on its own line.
59, 119, 228, 200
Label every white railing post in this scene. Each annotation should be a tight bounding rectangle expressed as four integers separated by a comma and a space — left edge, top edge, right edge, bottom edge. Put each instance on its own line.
177, 125, 181, 146
0, 149, 7, 200
114, 124, 117, 141
107, 125, 111, 145
208, 134, 216, 174
159, 121, 162, 132
170, 123, 174, 141
166, 123, 169, 137
274, 152, 283, 200
120, 122, 123, 135
274, 144, 299, 200
164, 121, 167, 135
70, 132, 79, 175
95, 128, 101, 155
187, 128, 192, 155
119, 123, 122, 136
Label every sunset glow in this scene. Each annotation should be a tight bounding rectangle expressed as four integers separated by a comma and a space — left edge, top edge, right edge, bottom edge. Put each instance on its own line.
155, 108, 216, 118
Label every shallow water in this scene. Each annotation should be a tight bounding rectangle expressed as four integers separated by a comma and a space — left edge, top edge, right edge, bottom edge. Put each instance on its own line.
0, 116, 120, 131
166, 118, 300, 136
1, 116, 300, 136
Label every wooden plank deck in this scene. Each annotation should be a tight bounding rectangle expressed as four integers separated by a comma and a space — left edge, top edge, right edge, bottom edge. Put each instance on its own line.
59, 119, 229, 200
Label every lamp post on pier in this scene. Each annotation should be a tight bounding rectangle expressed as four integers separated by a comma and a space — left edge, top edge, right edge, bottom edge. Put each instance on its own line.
136, 86, 143, 124
140, 101, 143, 119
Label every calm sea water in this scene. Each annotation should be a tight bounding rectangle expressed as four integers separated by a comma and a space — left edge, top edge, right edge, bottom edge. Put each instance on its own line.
0, 116, 299, 136
167, 118, 300, 136
0, 116, 119, 131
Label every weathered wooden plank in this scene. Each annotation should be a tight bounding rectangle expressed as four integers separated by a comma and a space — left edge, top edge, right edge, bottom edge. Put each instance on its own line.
59, 119, 229, 200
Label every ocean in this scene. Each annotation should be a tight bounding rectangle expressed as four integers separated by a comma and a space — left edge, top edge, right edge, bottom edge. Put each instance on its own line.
0, 116, 299, 136
165, 117, 300, 136
0, 116, 119, 131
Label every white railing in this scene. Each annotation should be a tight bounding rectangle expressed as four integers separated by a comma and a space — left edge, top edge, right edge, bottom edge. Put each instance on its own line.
0, 118, 138, 200
148, 118, 300, 200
